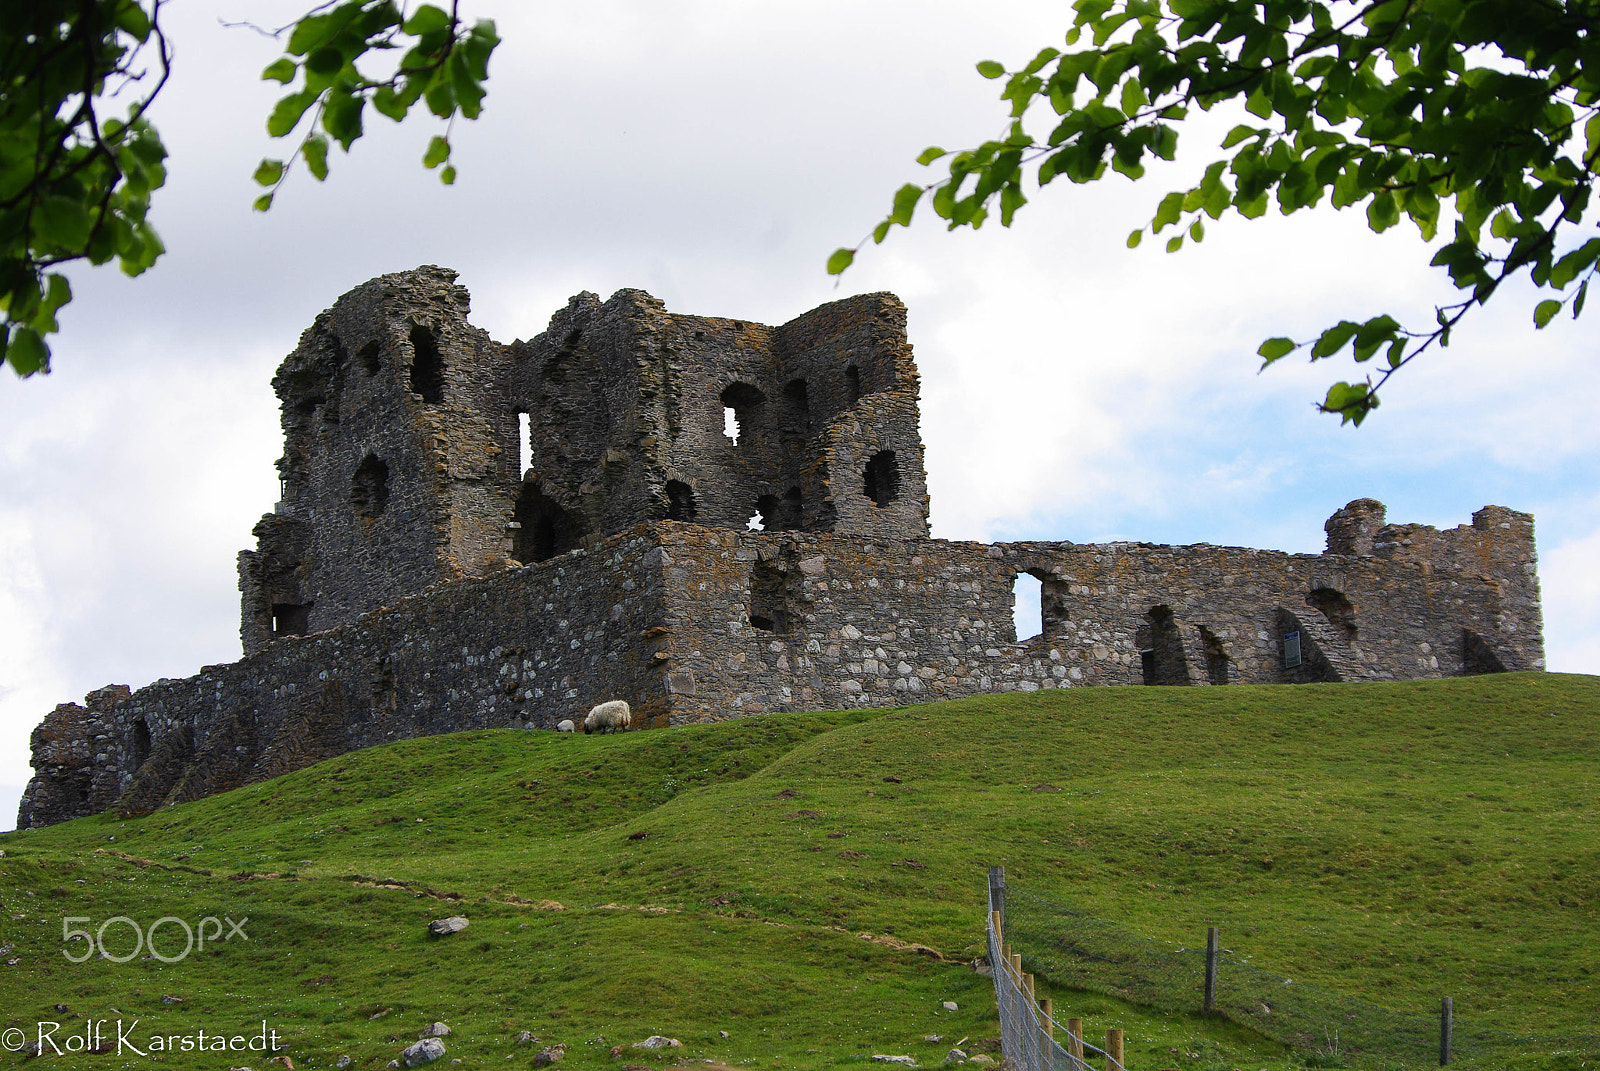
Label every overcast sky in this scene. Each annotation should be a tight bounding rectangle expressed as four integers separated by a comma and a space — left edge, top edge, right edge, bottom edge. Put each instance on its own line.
3, 1, 1596, 830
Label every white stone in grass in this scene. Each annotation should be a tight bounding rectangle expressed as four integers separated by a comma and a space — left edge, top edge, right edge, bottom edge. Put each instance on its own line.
632, 1037, 682, 1049
421, 1023, 451, 1038
335, 1059, 352, 1069
941, 1001, 958, 1011
401, 1037, 446, 1066
428, 916, 469, 936
872, 1057, 917, 1065
946, 1050, 969, 1064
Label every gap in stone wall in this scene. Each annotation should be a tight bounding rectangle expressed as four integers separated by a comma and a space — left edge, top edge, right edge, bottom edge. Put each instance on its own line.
518, 412, 532, 475
1013, 572, 1043, 641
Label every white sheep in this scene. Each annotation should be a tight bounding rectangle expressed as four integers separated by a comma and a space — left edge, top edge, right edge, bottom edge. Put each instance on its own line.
583, 699, 632, 734
555, 719, 575, 733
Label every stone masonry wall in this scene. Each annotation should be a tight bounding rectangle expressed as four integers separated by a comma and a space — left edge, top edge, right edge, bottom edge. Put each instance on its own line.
22, 530, 669, 828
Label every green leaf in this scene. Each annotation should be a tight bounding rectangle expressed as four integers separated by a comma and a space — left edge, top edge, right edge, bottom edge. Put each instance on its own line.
1257, 337, 1297, 362
1127, 228, 1143, 248
977, 61, 1006, 79
1152, 191, 1184, 231
889, 183, 923, 227
1322, 381, 1375, 425
916, 147, 948, 166
307, 47, 344, 76
262, 58, 298, 85
1575, 280, 1588, 319
404, 3, 453, 36
6, 327, 48, 376
253, 159, 285, 187
115, 1, 153, 41
1533, 299, 1562, 328
302, 135, 330, 181
423, 135, 451, 169
1189, 219, 1205, 242
827, 248, 855, 275
267, 91, 318, 138
1311, 320, 1360, 359
1165, 234, 1184, 253
254, 193, 275, 212
439, 165, 457, 185
1221, 124, 1261, 149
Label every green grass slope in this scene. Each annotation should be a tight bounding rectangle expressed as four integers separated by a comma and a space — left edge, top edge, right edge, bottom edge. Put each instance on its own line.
0, 674, 1595, 1071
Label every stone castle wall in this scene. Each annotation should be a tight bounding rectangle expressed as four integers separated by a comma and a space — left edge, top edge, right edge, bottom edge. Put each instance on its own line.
18, 268, 1546, 830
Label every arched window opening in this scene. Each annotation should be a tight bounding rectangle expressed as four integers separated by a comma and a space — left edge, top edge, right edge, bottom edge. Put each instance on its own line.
513, 483, 587, 563
409, 324, 445, 403
665, 480, 698, 522
357, 340, 382, 375
1013, 572, 1043, 641
747, 509, 765, 531
720, 383, 766, 448
749, 560, 790, 634
1138, 605, 1190, 685
1307, 587, 1357, 640
780, 487, 804, 530
844, 364, 862, 404
863, 450, 899, 507
351, 454, 389, 521
1199, 626, 1230, 685
131, 718, 151, 771
518, 411, 533, 475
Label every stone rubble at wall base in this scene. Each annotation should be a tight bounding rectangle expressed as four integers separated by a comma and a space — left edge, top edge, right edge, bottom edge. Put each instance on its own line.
18, 268, 1544, 829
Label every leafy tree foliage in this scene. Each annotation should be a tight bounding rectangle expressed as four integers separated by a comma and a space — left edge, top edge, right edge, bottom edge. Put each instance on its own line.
833, 0, 1600, 424
2, 0, 498, 378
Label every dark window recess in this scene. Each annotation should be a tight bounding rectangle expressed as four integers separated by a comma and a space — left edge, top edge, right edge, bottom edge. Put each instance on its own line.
863, 450, 899, 507
756, 495, 781, 532
1138, 606, 1190, 685
409, 324, 445, 402
844, 364, 862, 404
783, 378, 810, 429
1283, 630, 1303, 669
351, 454, 390, 520
358, 340, 382, 375
720, 382, 766, 448
513, 483, 587, 563
665, 480, 698, 522
1199, 626, 1230, 685
1461, 629, 1508, 675
272, 602, 311, 637
1307, 587, 1357, 640
131, 718, 152, 770
749, 560, 790, 634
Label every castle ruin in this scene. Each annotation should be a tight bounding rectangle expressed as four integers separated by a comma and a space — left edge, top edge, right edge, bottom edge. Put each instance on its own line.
19, 267, 1544, 828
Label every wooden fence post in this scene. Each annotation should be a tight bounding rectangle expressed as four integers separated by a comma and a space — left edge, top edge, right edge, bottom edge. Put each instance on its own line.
1440, 997, 1453, 1066
1204, 926, 1219, 1013
1066, 1019, 1084, 1071
1105, 1027, 1125, 1071
1040, 997, 1054, 1056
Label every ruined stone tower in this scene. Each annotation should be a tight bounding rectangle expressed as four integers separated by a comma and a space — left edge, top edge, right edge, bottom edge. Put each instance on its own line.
18, 267, 1544, 830
238, 268, 929, 655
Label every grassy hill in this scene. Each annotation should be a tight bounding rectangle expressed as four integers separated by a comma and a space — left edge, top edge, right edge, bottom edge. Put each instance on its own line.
0, 674, 1595, 1071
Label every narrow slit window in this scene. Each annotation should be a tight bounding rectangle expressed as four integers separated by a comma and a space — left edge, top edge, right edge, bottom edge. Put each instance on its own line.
518, 412, 533, 475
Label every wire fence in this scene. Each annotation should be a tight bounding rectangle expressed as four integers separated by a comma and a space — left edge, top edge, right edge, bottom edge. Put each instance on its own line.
985, 871, 1600, 1070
